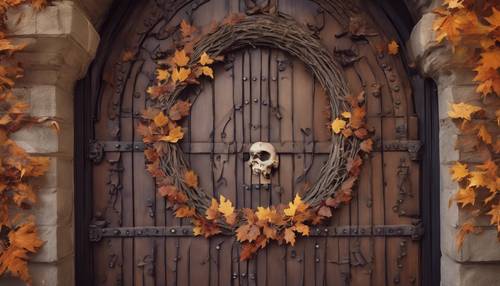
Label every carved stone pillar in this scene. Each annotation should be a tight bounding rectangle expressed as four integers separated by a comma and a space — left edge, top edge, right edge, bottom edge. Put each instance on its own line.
1, 2, 99, 285
409, 11, 500, 286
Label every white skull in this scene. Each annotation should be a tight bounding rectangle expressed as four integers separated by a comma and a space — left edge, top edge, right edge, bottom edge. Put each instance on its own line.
248, 142, 279, 179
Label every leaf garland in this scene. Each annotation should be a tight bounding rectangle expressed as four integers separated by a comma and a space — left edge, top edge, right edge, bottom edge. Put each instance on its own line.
139, 16, 373, 261
433, 1, 500, 248
0, 1, 50, 284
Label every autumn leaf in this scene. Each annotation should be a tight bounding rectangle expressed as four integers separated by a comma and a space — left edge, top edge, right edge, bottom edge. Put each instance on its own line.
180, 19, 197, 39
448, 103, 482, 121
318, 205, 332, 217
284, 194, 307, 217
239, 242, 259, 261
175, 205, 196, 218
173, 49, 190, 67
350, 106, 366, 129
284, 227, 296, 245
444, 0, 464, 9
354, 128, 368, 139
156, 69, 170, 82
205, 198, 219, 220
200, 66, 214, 78
262, 224, 277, 239
255, 206, 273, 223
347, 156, 363, 177
341, 111, 351, 119
184, 170, 198, 188
172, 67, 191, 83
450, 162, 469, 181
360, 138, 373, 153
159, 126, 184, 143
153, 111, 169, 127
341, 128, 353, 138
294, 222, 310, 236
387, 40, 399, 55
456, 222, 478, 250
169, 100, 191, 121
453, 187, 476, 207
236, 224, 260, 242
218, 195, 235, 222
199, 52, 214, 65
475, 123, 492, 144
331, 118, 346, 134
121, 50, 136, 62
485, 7, 500, 28
487, 204, 500, 232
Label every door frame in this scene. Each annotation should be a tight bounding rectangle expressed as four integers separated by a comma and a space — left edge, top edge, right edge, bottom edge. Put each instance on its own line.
74, 1, 441, 285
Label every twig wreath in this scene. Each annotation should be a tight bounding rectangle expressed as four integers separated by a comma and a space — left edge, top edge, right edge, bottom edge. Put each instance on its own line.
137, 13, 373, 260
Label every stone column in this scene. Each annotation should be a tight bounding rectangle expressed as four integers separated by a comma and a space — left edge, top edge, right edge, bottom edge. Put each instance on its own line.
409, 12, 500, 286
1, 2, 99, 285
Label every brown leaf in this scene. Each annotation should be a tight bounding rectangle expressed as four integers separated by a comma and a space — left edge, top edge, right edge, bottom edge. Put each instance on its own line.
169, 100, 192, 121
360, 138, 373, 153
318, 206, 332, 217
184, 170, 198, 188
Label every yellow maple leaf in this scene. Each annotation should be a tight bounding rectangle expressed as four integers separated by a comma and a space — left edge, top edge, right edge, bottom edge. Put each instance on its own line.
255, 206, 272, 222
444, 0, 464, 9
172, 67, 191, 83
200, 66, 214, 78
294, 222, 310, 236
331, 118, 346, 134
453, 187, 476, 207
218, 195, 235, 218
173, 49, 190, 67
156, 69, 170, 82
284, 194, 307, 217
341, 111, 351, 119
153, 111, 169, 127
160, 126, 184, 143
199, 52, 214, 65
468, 171, 487, 188
448, 103, 482, 121
387, 40, 399, 55
193, 225, 203, 236
450, 162, 469, 181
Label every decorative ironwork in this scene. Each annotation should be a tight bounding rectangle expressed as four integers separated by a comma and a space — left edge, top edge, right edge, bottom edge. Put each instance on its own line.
88, 140, 104, 164
89, 140, 422, 156
89, 224, 424, 242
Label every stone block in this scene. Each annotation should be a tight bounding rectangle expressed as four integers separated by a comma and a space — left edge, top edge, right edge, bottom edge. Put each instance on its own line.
29, 187, 73, 227
32, 156, 74, 190
439, 119, 459, 164
32, 224, 73, 263
0, 255, 75, 286
11, 122, 73, 155
13, 85, 74, 120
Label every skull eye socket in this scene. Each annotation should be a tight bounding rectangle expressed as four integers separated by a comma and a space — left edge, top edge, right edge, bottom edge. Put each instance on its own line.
256, 151, 271, 161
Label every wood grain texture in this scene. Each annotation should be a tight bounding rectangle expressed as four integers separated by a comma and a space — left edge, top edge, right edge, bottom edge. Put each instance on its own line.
87, 0, 422, 285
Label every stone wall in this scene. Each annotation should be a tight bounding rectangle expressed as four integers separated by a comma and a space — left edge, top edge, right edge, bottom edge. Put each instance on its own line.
1, 1, 101, 285
408, 11, 500, 286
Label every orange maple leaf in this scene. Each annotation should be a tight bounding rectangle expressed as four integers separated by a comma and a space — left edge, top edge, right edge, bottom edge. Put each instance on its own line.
387, 40, 399, 55
184, 170, 198, 188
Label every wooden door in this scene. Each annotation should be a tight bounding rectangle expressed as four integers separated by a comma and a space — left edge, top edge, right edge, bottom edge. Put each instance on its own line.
84, 1, 425, 285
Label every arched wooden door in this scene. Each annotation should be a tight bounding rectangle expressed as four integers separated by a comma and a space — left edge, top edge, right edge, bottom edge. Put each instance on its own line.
82, 1, 426, 285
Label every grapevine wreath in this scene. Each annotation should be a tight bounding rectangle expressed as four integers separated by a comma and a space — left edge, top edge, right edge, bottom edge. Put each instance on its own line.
138, 13, 373, 259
